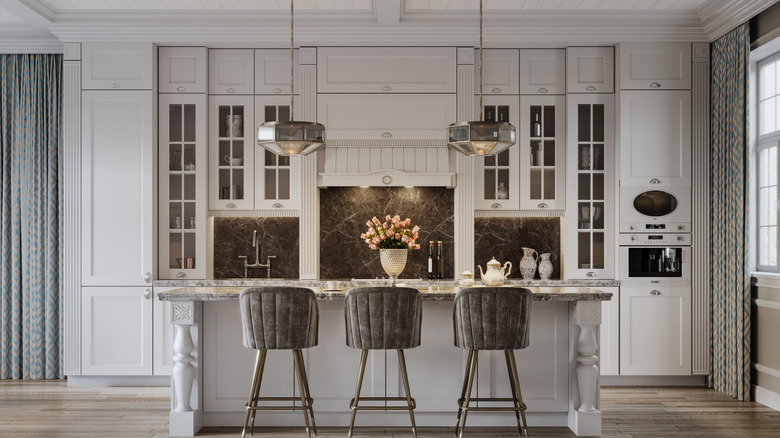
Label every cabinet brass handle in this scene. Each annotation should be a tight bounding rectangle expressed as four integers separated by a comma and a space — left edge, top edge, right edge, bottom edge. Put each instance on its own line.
227, 203, 237, 208
381, 132, 392, 138
586, 86, 597, 92
111, 83, 120, 88
650, 178, 660, 184
226, 88, 236, 93
176, 86, 185, 92
537, 202, 548, 208
272, 203, 283, 208
176, 272, 185, 278
143, 272, 151, 283
650, 82, 661, 88
273, 88, 282, 94
490, 203, 502, 209
144, 289, 152, 300
382, 86, 391, 92
491, 87, 501, 93
382, 175, 393, 185
650, 289, 661, 295
538, 87, 548, 94
585, 271, 596, 278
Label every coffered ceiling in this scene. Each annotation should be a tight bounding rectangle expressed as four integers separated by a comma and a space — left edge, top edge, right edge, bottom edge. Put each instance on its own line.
0, 0, 777, 52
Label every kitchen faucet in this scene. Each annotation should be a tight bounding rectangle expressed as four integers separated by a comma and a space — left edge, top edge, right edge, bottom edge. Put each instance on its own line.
238, 230, 277, 278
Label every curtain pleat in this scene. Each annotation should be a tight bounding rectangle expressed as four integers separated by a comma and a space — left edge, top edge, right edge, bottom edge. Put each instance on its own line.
0, 54, 63, 379
709, 23, 751, 401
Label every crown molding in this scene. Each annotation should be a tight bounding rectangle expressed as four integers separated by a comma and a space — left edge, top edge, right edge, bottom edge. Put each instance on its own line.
0, 26, 61, 53
699, 0, 777, 40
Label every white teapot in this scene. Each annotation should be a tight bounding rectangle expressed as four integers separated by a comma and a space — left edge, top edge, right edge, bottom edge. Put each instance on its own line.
477, 257, 512, 287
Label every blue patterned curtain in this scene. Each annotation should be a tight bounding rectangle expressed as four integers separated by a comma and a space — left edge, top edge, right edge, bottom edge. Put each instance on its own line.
0, 54, 62, 379
709, 23, 751, 401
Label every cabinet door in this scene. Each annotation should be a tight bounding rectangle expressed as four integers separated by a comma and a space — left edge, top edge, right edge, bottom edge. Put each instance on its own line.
620, 286, 691, 375
82, 42, 153, 90
619, 90, 691, 186
619, 42, 691, 90
209, 49, 254, 95
566, 47, 615, 94
209, 95, 255, 210
317, 47, 456, 93
255, 49, 299, 95
317, 94, 456, 141
475, 49, 519, 95
81, 91, 154, 286
159, 47, 207, 93
520, 49, 566, 95
254, 95, 301, 210
600, 288, 619, 376
520, 95, 566, 210
81, 287, 153, 375
159, 94, 208, 280
565, 94, 615, 279
474, 95, 520, 210
153, 288, 176, 376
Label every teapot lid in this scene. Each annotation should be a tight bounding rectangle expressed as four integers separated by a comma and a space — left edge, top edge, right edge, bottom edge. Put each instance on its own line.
487, 257, 500, 266
460, 270, 473, 277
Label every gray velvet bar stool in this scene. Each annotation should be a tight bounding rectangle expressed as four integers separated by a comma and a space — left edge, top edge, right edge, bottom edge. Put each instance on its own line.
453, 287, 533, 438
344, 287, 423, 438
238, 287, 319, 438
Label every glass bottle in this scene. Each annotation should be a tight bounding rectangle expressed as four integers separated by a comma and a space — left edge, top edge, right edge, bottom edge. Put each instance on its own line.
533, 112, 542, 137
437, 241, 444, 280
428, 241, 436, 280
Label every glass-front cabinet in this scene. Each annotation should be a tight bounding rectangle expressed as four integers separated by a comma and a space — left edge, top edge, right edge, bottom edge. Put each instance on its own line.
159, 94, 207, 279
474, 95, 520, 210
520, 95, 566, 210
209, 95, 255, 210
565, 94, 614, 279
254, 95, 301, 210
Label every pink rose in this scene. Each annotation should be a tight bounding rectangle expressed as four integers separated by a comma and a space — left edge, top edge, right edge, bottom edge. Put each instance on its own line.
395, 233, 401, 239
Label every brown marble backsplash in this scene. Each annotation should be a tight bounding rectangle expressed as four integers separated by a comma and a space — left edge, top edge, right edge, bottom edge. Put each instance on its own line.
213, 217, 300, 279
474, 217, 561, 279
320, 187, 455, 280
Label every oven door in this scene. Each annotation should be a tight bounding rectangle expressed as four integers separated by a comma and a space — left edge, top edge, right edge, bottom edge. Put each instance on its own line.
619, 245, 691, 287
619, 186, 691, 232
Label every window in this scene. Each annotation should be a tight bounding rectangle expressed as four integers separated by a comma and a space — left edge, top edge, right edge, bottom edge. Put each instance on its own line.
757, 54, 780, 271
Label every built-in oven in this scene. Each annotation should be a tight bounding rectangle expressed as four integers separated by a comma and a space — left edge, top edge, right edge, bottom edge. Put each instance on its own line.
619, 186, 691, 233
619, 233, 691, 287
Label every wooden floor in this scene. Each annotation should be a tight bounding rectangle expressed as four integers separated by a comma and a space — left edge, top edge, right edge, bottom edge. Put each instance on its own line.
0, 380, 778, 437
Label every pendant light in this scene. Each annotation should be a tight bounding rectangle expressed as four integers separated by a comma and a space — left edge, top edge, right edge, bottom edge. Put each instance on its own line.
447, 0, 516, 156
257, 0, 325, 156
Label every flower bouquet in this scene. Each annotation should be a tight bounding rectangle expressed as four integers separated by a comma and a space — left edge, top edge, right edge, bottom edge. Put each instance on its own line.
361, 215, 420, 284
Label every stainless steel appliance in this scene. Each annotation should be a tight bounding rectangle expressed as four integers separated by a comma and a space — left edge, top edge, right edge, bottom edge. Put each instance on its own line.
619, 233, 691, 288
619, 186, 691, 233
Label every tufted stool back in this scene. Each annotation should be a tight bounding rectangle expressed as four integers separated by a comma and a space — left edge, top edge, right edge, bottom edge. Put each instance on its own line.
453, 287, 532, 351
239, 287, 319, 350
344, 287, 422, 350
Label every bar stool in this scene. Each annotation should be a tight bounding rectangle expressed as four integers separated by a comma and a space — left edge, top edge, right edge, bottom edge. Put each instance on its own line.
238, 287, 319, 438
344, 287, 423, 438
453, 287, 532, 438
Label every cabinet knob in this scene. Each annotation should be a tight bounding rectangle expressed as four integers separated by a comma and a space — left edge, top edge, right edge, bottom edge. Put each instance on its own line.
143, 289, 152, 300
226, 88, 236, 93
537, 203, 548, 208
650, 82, 661, 88
650, 289, 661, 295
491, 87, 501, 93
227, 203, 237, 208
176, 86, 185, 92
676, 235, 683, 241
382, 86, 391, 92
586, 86, 597, 92
490, 203, 502, 209
176, 272, 185, 278
677, 225, 684, 231
382, 175, 393, 185
111, 83, 120, 88
381, 132, 392, 138
630, 235, 636, 241
629, 225, 635, 230
650, 178, 660, 184
537, 87, 549, 94
272, 203, 283, 208
273, 88, 282, 94
143, 272, 151, 283
585, 271, 596, 278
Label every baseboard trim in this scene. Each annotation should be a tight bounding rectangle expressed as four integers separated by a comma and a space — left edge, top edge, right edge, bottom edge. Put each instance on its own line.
753, 385, 780, 412
67, 375, 170, 387
600, 375, 706, 386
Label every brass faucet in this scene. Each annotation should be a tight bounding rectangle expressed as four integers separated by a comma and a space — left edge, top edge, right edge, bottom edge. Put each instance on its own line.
238, 230, 277, 278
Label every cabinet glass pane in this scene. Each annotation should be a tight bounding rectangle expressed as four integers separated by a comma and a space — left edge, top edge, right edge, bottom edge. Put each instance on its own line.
183, 202, 196, 230
169, 144, 182, 171
169, 202, 182, 229
593, 232, 604, 269
593, 104, 604, 141
530, 140, 542, 167
484, 155, 496, 166
593, 173, 605, 200
497, 149, 509, 166
278, 168, 291, 200
578, 174, 590, 200
578, 144, 590, 170
218, 169, 230, 199
497, 106, 510, 123
184, 105, 196, 142
183, 174, 196, 200
530, 169, 541, 199
497, 169, 510, 199
169, 175, 182, 200
543, 169, 555, 199
484, 168, 496, 199
265, 150, 277, 166
543, 140, 555, 166
233, 169, 244, 199
183, 144, 196, 170
578, 105, 591, 141
169, 233, 182, 269
577, 202, 590, 229
484, 105, 496, 121
578, 233, 591, 268
593, 144, 604, 171
593, 201, 605, 230
170, 105, 182, 142
543, 106, 555, 137
265, 168, 276, 200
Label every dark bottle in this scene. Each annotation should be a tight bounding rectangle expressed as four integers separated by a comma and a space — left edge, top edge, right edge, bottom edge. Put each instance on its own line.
437, 241, 444, 280
427, 241, 436, 280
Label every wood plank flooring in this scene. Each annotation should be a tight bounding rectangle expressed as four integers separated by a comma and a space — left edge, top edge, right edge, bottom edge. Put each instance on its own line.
0, 380, 778, 437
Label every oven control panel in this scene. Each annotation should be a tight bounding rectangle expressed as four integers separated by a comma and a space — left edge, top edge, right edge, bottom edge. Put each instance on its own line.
619, 222, 690, 233
619, 233, 690, 246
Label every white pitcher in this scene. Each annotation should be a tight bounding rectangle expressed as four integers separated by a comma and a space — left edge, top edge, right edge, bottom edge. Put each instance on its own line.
519, 247, 538, 279
538, 253, 553, 280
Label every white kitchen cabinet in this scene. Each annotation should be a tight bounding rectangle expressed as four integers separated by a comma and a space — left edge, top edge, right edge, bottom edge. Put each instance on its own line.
159, 47, 207, 93
520, 95, 566, 210
565, 94, 615, 280
619, 286, 691, 375
209, 95, 255, 210
159, 94, 208, 279
152, 288, 177, 376
474, 95, 520, 210
520, 49, 566, 95
619, 90, 691, 187
619, 42, 691, 90
317, 93, 456, 142
82, 42, 154, 90
81, 90, 154, 286
317, 47, 456, 93
566, 47, 615, 94
81, 287, 153, 375
600, 288, 620, 376
209, 49, 254, 95
254, 95, 301, 210
255, 49, 299, 95
475, 49, 519, 95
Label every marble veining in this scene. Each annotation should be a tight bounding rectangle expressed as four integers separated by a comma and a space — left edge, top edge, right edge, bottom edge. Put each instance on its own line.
319, 187, 455, 280
212, 217, 299, 279
474, 217, 561, 279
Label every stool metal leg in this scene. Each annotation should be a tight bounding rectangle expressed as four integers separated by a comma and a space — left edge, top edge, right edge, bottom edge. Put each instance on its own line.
295, 349, 318, 435
397, 349, 418, 438
243, 349, 267, 438
348, 349, 369, 438
507, 351, 529, 438
454, 349, 474, 435
457, 350, 478, 438
292, 349, 313, 438
504, 350, 523, 436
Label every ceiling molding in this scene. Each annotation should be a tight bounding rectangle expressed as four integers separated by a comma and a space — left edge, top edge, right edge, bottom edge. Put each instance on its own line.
0, 27, 61, 53
699, 0, 777, 40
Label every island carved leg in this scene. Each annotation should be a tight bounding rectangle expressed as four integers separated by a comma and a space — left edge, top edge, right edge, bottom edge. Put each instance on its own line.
569, 300, 602, 436
170, 301, 202, 436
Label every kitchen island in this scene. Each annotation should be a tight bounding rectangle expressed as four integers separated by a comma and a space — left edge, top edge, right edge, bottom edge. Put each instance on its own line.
157, 281, 614, 437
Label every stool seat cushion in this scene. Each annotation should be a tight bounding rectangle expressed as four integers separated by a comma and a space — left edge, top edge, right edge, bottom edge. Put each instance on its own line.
345, 287, 422, 350
453, 287, 532, 351
239, 287, 319, 350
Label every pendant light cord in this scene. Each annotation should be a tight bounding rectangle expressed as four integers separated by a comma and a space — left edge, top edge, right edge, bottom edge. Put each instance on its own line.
479, 0, 483, 122
290, 0, 295, 122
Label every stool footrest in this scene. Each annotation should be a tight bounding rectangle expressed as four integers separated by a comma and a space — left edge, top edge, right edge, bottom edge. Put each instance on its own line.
350, 396, 417, 410
246, 396, 314, 412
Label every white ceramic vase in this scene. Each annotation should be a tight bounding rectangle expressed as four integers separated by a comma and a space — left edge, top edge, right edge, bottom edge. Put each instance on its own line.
380, 248, 408, 285
538, 253, 553, 280
519, 247, 539, 280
